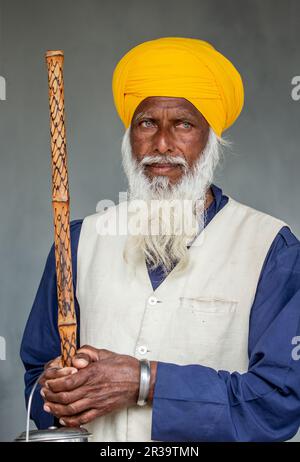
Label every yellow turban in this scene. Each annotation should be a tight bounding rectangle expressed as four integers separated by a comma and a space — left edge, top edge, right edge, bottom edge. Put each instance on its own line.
112, 37, 244, 136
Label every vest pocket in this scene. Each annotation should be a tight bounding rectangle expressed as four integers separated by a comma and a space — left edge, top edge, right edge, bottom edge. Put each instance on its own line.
179, 296, 238, 314
158, 297, 239, 366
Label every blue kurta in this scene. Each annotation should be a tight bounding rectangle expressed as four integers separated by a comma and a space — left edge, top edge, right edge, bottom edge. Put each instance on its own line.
20, 184, 300, 441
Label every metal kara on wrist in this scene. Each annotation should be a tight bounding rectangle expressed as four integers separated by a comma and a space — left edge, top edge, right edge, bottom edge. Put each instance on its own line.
137, 359, 151, 406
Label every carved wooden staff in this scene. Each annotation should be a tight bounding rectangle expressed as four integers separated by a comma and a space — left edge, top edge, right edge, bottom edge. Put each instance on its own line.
45, 50, 77, 367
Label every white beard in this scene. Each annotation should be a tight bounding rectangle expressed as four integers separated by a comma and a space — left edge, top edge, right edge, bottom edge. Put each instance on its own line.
121, 127, 224, 275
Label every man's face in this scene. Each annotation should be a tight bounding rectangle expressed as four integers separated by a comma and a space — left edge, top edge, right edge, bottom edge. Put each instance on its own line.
130, 96, 210, 185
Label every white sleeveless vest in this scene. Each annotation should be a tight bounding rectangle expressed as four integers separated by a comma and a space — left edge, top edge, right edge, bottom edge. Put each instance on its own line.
76, 196, 287, 442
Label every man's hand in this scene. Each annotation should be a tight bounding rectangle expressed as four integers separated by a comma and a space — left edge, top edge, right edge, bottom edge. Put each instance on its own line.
40, 346, 157, 427
39, 356, 78, 389
39, 346, 102, 389
38, 348, 94, 409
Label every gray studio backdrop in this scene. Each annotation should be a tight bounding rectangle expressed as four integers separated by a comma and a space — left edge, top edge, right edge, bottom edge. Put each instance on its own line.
0, 0, 299, 442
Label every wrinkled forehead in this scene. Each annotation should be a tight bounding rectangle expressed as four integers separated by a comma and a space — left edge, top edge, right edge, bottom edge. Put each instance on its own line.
132, 96, 206, 123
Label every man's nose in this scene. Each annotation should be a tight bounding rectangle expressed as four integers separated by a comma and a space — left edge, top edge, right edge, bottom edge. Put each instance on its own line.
153, 127, 175, 155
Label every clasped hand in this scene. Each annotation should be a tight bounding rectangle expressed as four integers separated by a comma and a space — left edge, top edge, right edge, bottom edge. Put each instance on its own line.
39, 346, 145, 427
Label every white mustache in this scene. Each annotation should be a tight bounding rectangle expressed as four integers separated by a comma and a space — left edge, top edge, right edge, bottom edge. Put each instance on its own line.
140, 155, 188, 168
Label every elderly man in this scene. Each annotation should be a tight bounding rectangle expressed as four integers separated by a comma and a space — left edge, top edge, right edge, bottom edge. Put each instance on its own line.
21, 37, 300, 442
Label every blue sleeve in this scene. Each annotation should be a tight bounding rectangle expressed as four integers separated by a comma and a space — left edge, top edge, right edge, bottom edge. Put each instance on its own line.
20, 219, 83, 429
151, 226, 300, 442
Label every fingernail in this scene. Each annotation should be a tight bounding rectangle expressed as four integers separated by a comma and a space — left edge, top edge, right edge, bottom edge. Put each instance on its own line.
59, 419, 66, 426
45, 381, 50, 389
40, 389, 45, 398
77, 358, 88, 366
43, 404, 51, 413
71, 369, 78, 374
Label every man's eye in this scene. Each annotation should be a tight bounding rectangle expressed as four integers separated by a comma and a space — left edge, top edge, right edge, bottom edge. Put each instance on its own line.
141, 120, 155, 128
180, 121, 192, 129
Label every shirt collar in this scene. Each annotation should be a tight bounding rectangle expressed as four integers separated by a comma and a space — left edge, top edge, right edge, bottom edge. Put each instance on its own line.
210, 183, 224, 211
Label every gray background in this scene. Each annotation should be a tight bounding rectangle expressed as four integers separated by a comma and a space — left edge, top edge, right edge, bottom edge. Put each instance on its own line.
0, 0, 299, 442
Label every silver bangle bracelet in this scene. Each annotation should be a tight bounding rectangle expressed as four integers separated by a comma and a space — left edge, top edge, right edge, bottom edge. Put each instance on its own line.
137, 359, 151, 406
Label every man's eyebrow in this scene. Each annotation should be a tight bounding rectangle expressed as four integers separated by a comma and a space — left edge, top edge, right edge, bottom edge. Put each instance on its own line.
133, 111, 198, 121
172, 110, 199, 120
133, 111, 156, 121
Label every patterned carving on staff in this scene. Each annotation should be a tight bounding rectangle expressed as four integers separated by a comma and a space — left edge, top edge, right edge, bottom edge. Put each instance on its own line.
45, 50, 77, 367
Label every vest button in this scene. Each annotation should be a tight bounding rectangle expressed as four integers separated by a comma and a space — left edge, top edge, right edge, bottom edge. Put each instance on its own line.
137, 345, 147, 355
148, 296, 158, 305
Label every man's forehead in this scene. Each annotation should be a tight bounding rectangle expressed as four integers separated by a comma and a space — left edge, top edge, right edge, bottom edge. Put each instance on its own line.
132, 96, 203, 120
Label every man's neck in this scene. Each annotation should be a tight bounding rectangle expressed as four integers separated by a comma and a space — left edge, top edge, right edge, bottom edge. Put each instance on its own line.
204, 187, 214, 210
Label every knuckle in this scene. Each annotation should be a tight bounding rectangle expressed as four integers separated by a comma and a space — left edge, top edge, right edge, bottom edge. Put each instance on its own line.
64, 376, 74, 389
66, 403, 77, 415
45, 356, 61, 370
42, 370, 51, 380
79, 414, 89, 425
99, 348, 109, 354
60, 392, 70, 404
79, 344, 90, 351
44, 370, 58, 382
45, 371, 55, 381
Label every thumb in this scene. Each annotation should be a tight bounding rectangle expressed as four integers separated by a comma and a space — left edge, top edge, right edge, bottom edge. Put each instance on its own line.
72, 352, 91, 369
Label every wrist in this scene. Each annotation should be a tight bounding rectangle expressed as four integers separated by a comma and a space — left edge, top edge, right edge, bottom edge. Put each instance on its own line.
136, 360, 158, 406
147, 361, 158, 402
